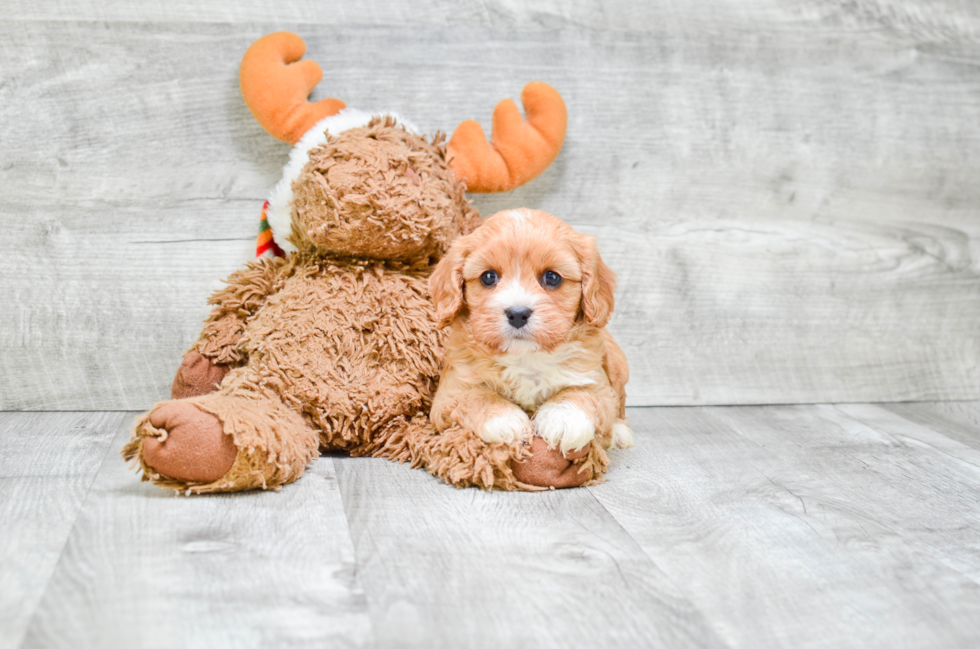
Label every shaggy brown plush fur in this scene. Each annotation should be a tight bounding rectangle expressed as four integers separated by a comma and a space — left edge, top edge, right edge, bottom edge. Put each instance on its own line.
291, 119, 472, 262
124, 119, 598, 493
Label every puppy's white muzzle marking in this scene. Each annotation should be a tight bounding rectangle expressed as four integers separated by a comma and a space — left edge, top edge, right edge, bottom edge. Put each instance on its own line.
493, 270, 542, 349
492, 271, 540, 313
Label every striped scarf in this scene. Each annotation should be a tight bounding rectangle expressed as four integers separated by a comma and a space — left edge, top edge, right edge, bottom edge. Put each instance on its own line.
256, 200, 285, 258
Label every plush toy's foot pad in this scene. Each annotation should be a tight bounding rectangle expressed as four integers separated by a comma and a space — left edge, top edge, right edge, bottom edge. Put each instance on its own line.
142, 401, 237, 483
171, 351, 230, 400
511, 437, 593, 489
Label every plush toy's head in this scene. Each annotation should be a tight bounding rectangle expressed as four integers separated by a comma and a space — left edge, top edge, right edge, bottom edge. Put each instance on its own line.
289, 118, 470, 262
240, 32, 568, 260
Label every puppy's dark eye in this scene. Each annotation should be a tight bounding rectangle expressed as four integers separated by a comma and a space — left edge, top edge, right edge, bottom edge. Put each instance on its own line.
541, 270, 563, 288
480, 270, 499, 287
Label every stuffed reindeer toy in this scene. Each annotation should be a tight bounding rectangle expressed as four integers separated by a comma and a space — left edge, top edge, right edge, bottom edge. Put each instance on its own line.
124, 32, 609, 493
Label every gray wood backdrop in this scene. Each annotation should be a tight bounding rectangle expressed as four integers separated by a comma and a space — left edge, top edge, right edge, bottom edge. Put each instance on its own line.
2, 0, 979, 410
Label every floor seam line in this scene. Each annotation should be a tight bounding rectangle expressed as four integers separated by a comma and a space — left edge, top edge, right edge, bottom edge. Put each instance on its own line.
15, 412, 129, 649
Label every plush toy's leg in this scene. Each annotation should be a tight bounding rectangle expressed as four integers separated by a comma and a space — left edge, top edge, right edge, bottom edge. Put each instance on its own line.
372, 415, 607, 490
511, 436, 608, 489
123, 390, 320, 494
140, 401, 237, 482
170, 351, 231, 399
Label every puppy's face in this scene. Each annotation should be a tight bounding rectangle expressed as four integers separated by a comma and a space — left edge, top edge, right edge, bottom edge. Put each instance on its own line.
430, 209, 616, 354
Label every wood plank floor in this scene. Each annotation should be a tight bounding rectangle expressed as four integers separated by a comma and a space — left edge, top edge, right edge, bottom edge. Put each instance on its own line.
2, 404, 979, 648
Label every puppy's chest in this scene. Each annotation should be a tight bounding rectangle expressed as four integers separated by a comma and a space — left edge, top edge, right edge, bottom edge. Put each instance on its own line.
493, 347, 598, 411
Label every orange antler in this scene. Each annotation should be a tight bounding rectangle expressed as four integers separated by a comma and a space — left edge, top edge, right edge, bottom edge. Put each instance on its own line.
447, 82, 567, 193
239, 32, 346, 144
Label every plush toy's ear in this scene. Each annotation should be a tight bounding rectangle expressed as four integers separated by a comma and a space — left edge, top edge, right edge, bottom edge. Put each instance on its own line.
429, 240, 470, 328
576, 234, 617, 329
448, 82, 567, 193
240, 32, 346, 144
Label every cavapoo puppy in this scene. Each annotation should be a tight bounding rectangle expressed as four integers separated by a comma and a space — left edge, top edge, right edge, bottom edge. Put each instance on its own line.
429, 208, 632, 487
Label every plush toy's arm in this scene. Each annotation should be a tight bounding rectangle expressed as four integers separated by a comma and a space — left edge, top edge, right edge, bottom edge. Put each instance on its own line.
191, 255, 293, 365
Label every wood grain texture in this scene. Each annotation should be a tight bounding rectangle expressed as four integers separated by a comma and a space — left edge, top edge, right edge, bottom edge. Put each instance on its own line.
710, 404, 980, 581
2, 3, 980, 409
592, 406, 980, 649
0, 411, 122, 478
882, 400, 980, 451
7, 0, 980, 34
19, 419, 373, 649
0, 412, 124, 649
334, 455, 726, 649
2, 403, 980, 647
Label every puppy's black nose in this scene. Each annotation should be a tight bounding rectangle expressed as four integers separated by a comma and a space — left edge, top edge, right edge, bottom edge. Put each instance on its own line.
505, 307, 533, 329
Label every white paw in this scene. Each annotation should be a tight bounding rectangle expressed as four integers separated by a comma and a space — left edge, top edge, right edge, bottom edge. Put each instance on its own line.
481, 409, 531, 445
533, 402, 595, 454
610, 421, 634, 449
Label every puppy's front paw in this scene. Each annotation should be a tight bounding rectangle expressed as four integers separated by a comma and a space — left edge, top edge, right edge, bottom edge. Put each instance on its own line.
481, 408, 532, 445
534, 402, 595, 455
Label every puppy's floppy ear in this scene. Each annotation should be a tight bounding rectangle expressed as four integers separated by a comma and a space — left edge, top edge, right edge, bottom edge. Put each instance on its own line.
429, 239, 469, 327
576, 234, 617, 328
